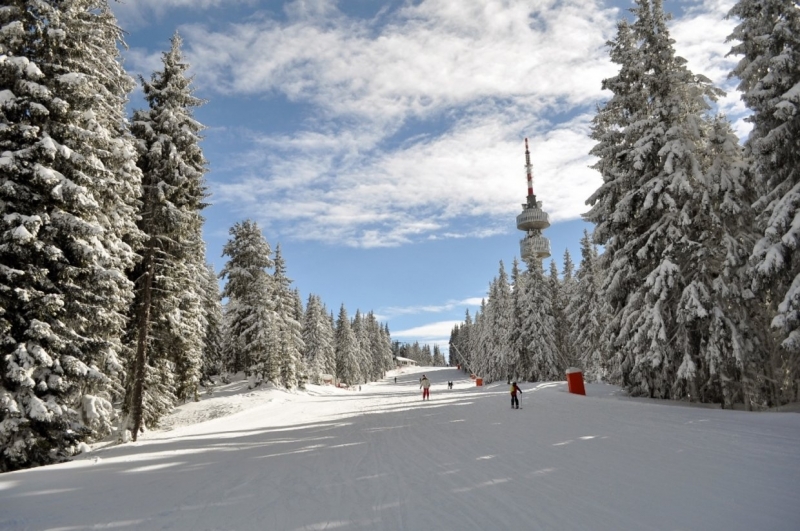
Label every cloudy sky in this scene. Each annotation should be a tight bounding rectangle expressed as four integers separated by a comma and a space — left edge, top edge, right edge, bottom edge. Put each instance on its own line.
110, 0, 747, 357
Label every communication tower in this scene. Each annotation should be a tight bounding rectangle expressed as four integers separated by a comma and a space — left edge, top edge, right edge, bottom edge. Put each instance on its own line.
516, 138, 551, 263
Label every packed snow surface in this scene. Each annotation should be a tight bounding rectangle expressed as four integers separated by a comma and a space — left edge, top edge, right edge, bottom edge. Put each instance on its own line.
2, 367, 799, 530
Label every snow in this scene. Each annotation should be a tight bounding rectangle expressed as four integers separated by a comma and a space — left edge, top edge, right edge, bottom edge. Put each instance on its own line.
1, 366, 799, 531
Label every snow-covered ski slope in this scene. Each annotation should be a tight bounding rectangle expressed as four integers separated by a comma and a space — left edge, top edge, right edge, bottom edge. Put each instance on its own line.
2, 367, 799, 531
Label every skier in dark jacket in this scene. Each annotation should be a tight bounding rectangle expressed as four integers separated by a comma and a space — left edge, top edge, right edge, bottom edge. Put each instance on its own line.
510, 382, 522, 409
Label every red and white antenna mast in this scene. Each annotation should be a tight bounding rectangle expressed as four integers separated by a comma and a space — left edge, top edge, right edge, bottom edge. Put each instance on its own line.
525, 137, 534, 198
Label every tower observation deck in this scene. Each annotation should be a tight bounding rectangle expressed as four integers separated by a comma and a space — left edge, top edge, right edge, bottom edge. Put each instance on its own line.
516, 138, 551, 262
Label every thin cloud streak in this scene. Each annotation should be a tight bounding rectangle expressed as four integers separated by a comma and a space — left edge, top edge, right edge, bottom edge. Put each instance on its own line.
381, 298, 484, 318
392, 320, 463, 339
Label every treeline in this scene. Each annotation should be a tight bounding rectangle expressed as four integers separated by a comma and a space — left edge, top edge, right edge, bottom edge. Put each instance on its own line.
392, 342, 447, 367
0, 3, 392, 472
451, 0, 800, 410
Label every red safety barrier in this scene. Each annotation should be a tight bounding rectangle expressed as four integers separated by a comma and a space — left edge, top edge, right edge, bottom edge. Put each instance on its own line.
566, 368, 586, 396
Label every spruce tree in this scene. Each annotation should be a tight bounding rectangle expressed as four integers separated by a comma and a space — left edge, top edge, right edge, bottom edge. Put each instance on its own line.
587, 0, 759, 402
200, 263, 224, 380
729, 0, 800, 403
334, 305, 359, 386
520, 261, 560, 381
273, 246, 303, 388
351, 310, 368, 383
548, 260, 572, 370
566, 230, 609, 382
0, 0, 142, 469
486, 262, 513, 381
220, 221, 276, 383
125, 33, 208, 438
432, 345, 446, 367
508, 259, 527, 381
560, 250, 577, 367
302, 294, 335, 384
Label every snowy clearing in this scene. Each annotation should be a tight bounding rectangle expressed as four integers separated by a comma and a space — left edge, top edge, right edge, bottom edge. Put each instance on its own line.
1, 366, 799, 531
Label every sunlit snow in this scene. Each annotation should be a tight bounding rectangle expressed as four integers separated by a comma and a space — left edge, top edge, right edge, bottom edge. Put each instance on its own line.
1, 367, 798, 530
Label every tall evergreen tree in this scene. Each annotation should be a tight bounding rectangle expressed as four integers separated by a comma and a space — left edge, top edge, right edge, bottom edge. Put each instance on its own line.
729, 0, 800, 403
220, 221, 275, 382
520, 261, 560, 381
508, 259, 527, 380
200, 263, 224, 381
272, 246, 304, 389
351, 310, 369, 383
586, 0, 760, 403
432, 345, 446, 367
560, 250, 577, 367
487, 261, 513, 381
548, 260, 572, 370
302, 294, 335, 383
0, 0, 142, 469
335, 305, 359, 386
124, 33, 208, 438
566, 230, 609, 382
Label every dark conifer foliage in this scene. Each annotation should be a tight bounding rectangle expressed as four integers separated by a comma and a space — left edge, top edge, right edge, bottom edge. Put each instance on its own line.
729, 0, 800, 403
124, 33, 208, 439
0, 0, 142, 470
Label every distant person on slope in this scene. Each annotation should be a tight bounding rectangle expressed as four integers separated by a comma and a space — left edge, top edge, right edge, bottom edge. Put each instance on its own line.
510, 382, 522, 409
421, 375, 431, 400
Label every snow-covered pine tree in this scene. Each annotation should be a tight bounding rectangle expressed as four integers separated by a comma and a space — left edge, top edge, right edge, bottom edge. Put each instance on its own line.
200, 263, 224, 381
486, 261, 513, 381
586, 0, 755, 402
364, 312, 387, 380
469, 301, 489, 379
421, 344, 434, 366
548, 259, 573, 370
520, 260, 561, 382
677, 116, 766, 407
220, 220, 276, 383
172, 238, 207, 404
584, 16, 648, 385
380, 323, 394, 374
272, 246, 304, 389
335, 305, 359, 386
566, 230, 610, 382
508, 259, 527, 381
432, 345, 446, 367
0, 0, 142, 469
351, 310, 369, 383
560, 250, 578, 367
729, 0, 800, 404
302, 294, 335, 384
125, 33, 208, 437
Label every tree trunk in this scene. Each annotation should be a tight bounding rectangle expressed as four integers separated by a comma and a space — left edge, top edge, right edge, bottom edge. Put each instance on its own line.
130, 244, 155, 442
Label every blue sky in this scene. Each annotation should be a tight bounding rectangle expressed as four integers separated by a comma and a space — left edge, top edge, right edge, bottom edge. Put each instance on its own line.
110, 0, 747, 356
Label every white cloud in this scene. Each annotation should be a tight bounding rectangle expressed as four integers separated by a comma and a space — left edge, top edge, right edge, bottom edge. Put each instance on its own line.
124, 48, 165, 81
380, 298, 484, 318
143, 0, 747, 248
183, 0, 617, 120
391, 320, 462, 339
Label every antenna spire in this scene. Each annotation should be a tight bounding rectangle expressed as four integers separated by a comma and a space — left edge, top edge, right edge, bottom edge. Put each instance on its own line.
524, 138, 534, 198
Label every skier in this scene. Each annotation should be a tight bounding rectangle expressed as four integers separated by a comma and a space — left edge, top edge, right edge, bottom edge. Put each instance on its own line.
510, 381, 522, 409
394, 377, 397, 383
421, 375, 431, 400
